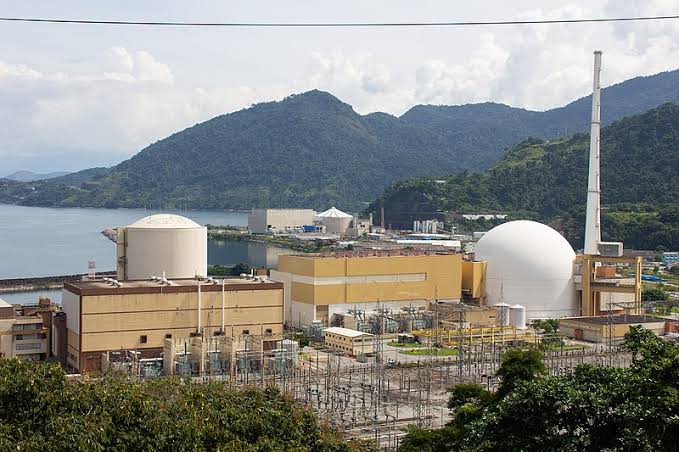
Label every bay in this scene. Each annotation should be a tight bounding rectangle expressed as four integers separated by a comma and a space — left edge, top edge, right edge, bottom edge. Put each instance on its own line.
0, 205, 293, 304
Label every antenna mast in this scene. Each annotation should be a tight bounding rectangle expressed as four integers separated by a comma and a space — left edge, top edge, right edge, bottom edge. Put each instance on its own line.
584, 50, 602, 255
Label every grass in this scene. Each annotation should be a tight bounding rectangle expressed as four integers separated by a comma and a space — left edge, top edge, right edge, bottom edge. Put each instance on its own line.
401, 348, 458, 356
386, 342, 425, 348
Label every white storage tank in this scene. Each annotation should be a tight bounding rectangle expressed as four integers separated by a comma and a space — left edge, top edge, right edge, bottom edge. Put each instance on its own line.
494, 303, 511, 327
509, 304, 527, 329
475, 220, 577, 319
116, 214, 207, 280
315, 207, 353, 235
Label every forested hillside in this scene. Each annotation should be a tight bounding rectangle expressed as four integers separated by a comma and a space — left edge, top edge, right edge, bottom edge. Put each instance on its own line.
369, 104, 679, 250
1, 67, 679, 211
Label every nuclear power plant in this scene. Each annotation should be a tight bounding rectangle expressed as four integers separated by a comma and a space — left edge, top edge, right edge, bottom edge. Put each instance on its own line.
23, 51, 673, 448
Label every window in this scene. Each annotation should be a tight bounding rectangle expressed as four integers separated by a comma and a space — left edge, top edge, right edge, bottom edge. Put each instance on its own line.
165, 334, 172, 339
140, 335, 148, 344
243, 329, 250, 335
16, 343, 41, 351
265, 328, 272, 335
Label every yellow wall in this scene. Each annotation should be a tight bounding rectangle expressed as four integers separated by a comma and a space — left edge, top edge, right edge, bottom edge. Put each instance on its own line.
77, 288, 283, 353
281, 254, 461, 305
461, 261, 487, 299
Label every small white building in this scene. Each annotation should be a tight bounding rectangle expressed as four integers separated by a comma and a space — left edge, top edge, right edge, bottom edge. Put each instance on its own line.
315, 207, 353, 235
324, 327, 374, 356
248, 209, 317, 234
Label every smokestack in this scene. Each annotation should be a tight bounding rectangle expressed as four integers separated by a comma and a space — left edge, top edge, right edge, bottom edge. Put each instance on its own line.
380, 207, 385, 229
584, 50, 602, 256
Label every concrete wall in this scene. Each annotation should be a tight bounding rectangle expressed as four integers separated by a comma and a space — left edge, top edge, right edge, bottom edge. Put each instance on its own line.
248, 209, 316, 234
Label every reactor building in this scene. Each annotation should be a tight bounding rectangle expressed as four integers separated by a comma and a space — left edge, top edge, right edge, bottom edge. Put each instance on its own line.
474, 220, 578, 319
116, 214, 207, 280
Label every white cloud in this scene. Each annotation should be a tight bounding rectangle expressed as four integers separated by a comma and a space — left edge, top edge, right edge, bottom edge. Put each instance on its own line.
3, 0, 679, 172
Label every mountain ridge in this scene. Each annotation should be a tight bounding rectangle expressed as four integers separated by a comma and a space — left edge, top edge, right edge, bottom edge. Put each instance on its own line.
2, 67, 679, 210
367, 103, 679, 250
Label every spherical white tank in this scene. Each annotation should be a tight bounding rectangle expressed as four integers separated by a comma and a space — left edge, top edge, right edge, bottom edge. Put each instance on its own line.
475, 220, 577, 319
121, 214, 207, 280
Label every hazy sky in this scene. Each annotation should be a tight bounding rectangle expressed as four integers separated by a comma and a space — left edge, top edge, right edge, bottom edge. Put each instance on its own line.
2, 0, 679, 173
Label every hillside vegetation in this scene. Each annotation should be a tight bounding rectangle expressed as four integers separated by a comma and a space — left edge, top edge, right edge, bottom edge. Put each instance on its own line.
369, 104, 679, 250
2, 67, 679, 211
0, 359, 368, 451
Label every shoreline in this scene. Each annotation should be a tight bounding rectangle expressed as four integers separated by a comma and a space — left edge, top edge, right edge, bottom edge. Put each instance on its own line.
0, 271, 116, 294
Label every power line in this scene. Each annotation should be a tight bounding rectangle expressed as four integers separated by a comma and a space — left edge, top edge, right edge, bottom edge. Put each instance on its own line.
0, 14, 678, 28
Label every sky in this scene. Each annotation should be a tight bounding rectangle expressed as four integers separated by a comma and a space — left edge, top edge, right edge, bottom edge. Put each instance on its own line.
1, 0, 679, 174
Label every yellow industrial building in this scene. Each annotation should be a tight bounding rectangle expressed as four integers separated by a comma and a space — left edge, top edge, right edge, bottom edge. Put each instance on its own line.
271, 251, 467, 328
61, 277, 284, 373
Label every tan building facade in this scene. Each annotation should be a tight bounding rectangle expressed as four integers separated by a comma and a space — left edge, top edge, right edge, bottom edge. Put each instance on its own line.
324, 327, 374, 356
271, 252, 463, 328
0, 298, 49, 361
559, 315, 668, 343
61, 278, 284, 373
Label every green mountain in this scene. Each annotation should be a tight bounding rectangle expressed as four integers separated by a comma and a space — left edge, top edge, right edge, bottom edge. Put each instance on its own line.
2, 68, 679, 211
2, 170, 70, 182
368, 103, 679, 250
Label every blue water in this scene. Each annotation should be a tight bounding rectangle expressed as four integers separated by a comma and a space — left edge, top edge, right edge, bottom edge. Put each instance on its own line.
0, 205, 292, 304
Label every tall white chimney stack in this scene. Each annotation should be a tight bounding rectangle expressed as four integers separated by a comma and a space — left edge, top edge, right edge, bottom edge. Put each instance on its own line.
584, 50, 602, 255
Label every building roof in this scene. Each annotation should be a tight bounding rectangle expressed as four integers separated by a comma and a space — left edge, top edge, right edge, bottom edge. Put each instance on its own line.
64, 277, 282, 296
561, 315, 668, 325
316, 207, 353, 219
324, 327, 373, 338
128, 214, 202, 229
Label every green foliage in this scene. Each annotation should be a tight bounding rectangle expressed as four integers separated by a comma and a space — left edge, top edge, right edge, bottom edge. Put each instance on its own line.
0, 359, 366, 451
446, 383, 494, 411
496, 347, 547, 398
642, 285, 668, 301
532, 319, 563, 349
369, 104, 679, 249
402, 327, 679, 451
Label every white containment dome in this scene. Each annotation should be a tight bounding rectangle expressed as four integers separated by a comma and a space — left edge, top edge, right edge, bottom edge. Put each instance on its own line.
474, 220, 577, 319
117, 214, 207, 280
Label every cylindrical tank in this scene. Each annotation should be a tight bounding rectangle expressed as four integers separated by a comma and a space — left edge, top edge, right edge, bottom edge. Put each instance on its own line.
494, 303, 511, 327
316, 207, 353, 235
509, 304, 527, 329
119, 214, 207, 280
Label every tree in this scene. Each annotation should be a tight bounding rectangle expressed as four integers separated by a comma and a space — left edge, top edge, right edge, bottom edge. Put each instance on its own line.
642, 285, 668, 301
496, 347, 547, 397
0, 359, 368, 451
401, 327, 679, 451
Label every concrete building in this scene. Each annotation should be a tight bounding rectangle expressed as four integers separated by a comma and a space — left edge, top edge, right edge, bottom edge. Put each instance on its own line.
60, 277, 284, 373
270, 251, 462, 328
315, 207, 353, 235
560, 315, 670, 342
662, 252, 679, 267
248, 209, 317, 234
324, 327, 374, 356
116, 214, 207, 281
0, 297, 49, 361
